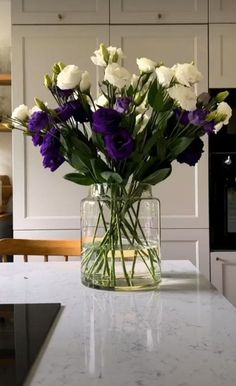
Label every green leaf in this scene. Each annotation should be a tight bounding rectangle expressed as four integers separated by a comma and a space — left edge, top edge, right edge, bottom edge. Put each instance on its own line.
90, 158, 108, 181
168, 137, 194, 159
70, 152, 91, 174
148, 80, 173, 112
142, 166, 172, 185
101, 171, 123, 183
64, 173, 94, 185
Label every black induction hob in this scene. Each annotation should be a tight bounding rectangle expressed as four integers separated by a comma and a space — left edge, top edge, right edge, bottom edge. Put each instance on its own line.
0, 303, 61, 386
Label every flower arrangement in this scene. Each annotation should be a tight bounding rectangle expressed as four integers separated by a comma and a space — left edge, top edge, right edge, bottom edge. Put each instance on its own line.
9, 43, 232, 290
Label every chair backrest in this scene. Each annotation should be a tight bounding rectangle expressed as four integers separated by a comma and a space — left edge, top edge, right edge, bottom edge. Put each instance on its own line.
0, 238, 81, 262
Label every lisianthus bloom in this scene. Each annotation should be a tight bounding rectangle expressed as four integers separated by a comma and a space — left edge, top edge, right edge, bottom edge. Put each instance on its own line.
172, 63, 203, 87
115, 97, 132, 113
168, 84, 197, 111
57, 65, 82, 90
177, 137, 204, 166
104, 129, 134, 161
92, 108, 122, 134
91, 44, 124, 67
156, 66, 175, 87
40, 127, 65, 171
104, 63, 131, 89
136, 57, 157, 73
11, 104, 29, 127
213, 101, 232, 132
56, 101, 90, 123
28, 110, 50, 146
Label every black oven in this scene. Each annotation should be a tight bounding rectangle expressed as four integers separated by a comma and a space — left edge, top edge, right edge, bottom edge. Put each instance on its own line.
209, 152, 236, 250
209, 89, 236, 251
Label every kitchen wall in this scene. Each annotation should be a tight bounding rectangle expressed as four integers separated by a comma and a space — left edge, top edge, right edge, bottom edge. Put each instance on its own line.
0, 0, 12, 181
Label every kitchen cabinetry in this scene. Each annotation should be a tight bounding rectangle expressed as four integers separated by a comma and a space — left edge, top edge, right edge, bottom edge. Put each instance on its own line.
209, 24, 236, 87
209, 0, 236, 23
0, 73, 11, 132
110, 0, 208, 24
211, 252, 236, 307
11, 0, 109, 24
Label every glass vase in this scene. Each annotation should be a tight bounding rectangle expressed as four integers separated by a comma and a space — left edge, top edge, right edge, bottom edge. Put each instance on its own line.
80, 183, 161, 291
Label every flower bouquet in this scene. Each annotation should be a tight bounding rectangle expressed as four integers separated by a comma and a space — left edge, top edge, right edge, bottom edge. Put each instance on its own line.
9, 43, 231, 290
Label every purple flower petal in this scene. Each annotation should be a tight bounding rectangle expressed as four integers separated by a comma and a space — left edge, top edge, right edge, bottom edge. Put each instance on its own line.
104, 129, 134, 161
92, 108, 122, 134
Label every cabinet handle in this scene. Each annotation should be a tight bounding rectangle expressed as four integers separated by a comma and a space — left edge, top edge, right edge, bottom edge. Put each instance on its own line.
157, 13, 163, 19
57, 13, 63, 20
216, 257, 220, 261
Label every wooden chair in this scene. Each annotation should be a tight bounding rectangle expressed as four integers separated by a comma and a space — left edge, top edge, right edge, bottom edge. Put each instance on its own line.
0, 238, 81, 262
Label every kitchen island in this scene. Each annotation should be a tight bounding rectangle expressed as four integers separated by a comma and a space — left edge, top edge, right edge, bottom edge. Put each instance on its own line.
0, 260, 236, 386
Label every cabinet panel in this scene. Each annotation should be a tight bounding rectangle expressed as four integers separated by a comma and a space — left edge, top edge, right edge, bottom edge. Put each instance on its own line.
209, 0, 236, 23
211, 252, 236, 307
12, 25, 109, 231
110, 0, 208, 24
209, 24, 236, 87
154, 228, 209, 279
11, 0, 109, 24
110, 25, 209, 229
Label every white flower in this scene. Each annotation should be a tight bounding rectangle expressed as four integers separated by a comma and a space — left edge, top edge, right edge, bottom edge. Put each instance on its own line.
12, 104, 29, 121
57, 64, 82, 90
156, 66, 175, 87
107, 46, 124, 63
80, 71, 91, 93
130, 74, 139, 89
91, 45, 124, 67
94, 94, 109, 108
214, 101, 232, 133
29, 105, 41, 116
91, 47, 106, 67
136, 57, 157, 73
172, 63, 203, 87
104, 63, 131, 89
168, 84, 197, 111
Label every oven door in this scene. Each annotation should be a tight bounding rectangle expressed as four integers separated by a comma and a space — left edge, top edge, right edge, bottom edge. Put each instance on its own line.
209, 153, 236, 250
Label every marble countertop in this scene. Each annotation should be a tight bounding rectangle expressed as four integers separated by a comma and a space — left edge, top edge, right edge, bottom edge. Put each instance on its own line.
1, 260, 236, 386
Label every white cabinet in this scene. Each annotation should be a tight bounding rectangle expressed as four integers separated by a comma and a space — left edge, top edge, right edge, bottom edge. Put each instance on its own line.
110, 0, 208, 24
211, 252, 236, 307
11, 25, 109, 232
209, 0, 236, 23
209, 24, 236, 87
162, 229, 210, 279
111, 25, 209, 229
11, 0, 109, 24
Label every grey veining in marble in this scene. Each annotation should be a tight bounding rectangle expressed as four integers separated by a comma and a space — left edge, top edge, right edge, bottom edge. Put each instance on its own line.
1, 260, 236, 386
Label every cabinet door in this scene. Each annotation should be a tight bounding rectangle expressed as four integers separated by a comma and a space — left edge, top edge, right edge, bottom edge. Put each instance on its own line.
211, 252, 236, 307
110, 25, 209, 229
12, 25, 109, 231
209, 24, 236, 87
110, 0, 208, 24
162, 229, 210, 279
209, 0, 236, 22
11, 0, 109, 24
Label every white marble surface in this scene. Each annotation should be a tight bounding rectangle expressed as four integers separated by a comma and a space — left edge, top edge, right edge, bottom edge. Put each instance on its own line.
1, 260, 236, 386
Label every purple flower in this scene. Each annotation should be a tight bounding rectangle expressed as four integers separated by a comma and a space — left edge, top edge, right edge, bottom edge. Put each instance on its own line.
55, 104, 74, 122
203, 121, 215, 134
115, 97, 132, 113
28, 110, 50, 146
54, 86, 73, 98
40, 127, 65, 171
104, 129, 134, 161
177, 137, 204, 166
175, 109, 190, 125
188, 109, 207, 126
69, 101, 90, 123
92, 108, 122, 134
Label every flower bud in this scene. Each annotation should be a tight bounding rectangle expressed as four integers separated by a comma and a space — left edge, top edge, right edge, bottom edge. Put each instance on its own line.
44, 74, 52, 89
215, 91, 229, 103
80, 71, 91, 93
34, 98, 48, 111
100, 43, 109, 64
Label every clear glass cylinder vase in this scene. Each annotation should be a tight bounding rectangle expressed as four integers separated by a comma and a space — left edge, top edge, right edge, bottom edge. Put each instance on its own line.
80, 183, 161, 291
